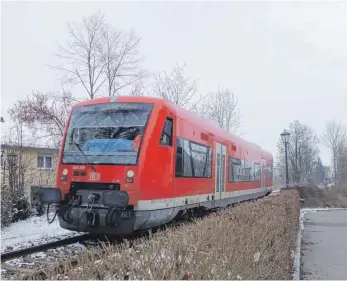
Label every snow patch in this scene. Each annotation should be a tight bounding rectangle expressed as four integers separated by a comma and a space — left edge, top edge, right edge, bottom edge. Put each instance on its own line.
301, 207, 346, 212
1, 215, 81, 254
253, 252, 260, 262
292, 220, 302, 280
269, 190, 281, 196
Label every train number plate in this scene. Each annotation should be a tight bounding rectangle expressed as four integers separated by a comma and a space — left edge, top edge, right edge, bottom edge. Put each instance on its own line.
89, 172, 100, 181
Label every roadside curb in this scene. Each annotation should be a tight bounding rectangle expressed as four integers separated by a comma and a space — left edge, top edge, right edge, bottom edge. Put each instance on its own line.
292, 211, 302, 280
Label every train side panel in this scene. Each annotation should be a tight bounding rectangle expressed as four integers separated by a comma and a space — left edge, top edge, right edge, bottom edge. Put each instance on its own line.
50, 96, 273, 236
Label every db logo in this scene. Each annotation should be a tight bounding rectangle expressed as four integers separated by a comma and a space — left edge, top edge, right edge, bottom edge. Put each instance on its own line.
90, 172, 100, 181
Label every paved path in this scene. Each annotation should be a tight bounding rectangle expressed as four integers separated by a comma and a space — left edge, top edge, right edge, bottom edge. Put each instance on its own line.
301, 209, 347, 280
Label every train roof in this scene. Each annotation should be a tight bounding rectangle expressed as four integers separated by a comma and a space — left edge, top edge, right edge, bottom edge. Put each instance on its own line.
174, 104, 267, 153
72, 95, 273, 158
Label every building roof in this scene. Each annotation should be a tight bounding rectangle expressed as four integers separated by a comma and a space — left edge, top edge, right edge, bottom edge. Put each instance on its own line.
1, 143, 59, 152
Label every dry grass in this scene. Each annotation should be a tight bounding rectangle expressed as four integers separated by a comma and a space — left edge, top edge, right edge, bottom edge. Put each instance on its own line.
18, 190, 300, 280
297, 185, 347, 208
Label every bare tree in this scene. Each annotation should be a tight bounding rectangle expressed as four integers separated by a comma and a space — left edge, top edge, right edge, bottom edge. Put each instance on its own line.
99, 26, 144, 96
150, 63, 205, 111
8, 87, 77, 148
199, 89, 240, 134
53, 12, 107, 99
336, 136, 347, 187
54, 12, 144, 99
276, 120, 319, 185
1, 125, 35, 227
321, 120, 347, 186
129, 78, 147, 96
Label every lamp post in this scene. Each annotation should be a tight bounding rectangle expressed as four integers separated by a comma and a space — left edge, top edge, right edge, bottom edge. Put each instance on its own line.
281, 129, 290, 188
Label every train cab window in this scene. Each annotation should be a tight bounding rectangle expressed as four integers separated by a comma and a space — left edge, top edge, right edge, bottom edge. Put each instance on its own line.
160, 118, 173, 146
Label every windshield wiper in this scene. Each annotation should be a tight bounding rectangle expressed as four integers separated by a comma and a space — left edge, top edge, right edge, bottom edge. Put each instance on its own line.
70, 128, 97, 172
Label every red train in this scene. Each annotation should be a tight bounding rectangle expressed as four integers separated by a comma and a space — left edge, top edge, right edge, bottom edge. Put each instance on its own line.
40, 96, 273, 235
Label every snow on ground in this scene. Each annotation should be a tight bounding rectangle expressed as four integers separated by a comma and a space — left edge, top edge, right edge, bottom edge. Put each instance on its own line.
301, 207, 346, 212
269, 189, 281, 196
1, 214, 82, 254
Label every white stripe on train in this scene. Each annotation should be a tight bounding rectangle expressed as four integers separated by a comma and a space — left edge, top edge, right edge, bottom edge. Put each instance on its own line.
134, 186, 272, 211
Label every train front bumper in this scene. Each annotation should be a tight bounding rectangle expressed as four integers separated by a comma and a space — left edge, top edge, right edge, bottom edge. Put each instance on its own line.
58, 205, 136, 235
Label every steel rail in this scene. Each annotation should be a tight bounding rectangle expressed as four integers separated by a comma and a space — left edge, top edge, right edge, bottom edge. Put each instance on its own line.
1, 233, 96, 262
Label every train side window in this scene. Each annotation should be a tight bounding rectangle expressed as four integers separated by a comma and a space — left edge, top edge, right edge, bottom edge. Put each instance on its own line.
160, 117, 173, 146
175, 137, 193, 177
230, 158, 241, 182
243, 160, 249, 181
266, 163, 273, 180
205, 148, 212, 177
175, 137, 211, 178
191, 142, 208, 177
250, 161, 255, 182
183, 139, 193, 176
175, 137, 184, 177
228, 157, 234, 182
254, 163, 261, 181
245, 160, 253, 182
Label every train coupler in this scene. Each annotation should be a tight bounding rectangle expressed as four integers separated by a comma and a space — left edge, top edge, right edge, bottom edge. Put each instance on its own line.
86, 211, 96, 226
77, 210, 99, 228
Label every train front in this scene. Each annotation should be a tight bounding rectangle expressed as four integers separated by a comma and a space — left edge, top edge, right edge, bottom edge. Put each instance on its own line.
40, 98, 154, 235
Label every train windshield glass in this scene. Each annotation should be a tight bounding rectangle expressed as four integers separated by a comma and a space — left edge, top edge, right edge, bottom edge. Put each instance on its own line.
62, 102, 154, 165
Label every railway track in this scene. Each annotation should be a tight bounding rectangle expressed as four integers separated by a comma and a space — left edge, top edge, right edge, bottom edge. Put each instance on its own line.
0, 233, 106, 278
1, 216, 199, 279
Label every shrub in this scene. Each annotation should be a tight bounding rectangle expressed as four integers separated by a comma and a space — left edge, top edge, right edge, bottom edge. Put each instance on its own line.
1, 185, 14, 228
12, 196, 32, 223
297, 185, 347, 208
1, 187, 32, 228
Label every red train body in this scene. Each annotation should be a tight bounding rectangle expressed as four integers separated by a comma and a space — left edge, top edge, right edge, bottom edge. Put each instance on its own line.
48, 96, 273, 235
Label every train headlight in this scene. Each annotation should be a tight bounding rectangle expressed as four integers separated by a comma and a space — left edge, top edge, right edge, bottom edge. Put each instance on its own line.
62, 168, 68, 176
126, 169, 135, 178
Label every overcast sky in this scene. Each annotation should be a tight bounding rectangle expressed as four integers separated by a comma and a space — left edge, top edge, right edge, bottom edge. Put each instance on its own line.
1, 1, 347, 166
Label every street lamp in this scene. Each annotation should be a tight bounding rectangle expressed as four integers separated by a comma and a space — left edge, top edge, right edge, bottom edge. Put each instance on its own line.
280, 129, 290, 188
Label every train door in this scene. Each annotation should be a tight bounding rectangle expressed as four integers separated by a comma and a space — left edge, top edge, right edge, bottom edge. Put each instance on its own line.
156, 114, 175, 200
261, 158, 266, 188
214, 142, 227, 201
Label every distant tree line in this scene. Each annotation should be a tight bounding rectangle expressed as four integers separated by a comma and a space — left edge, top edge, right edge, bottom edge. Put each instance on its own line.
276, 120, 347, 190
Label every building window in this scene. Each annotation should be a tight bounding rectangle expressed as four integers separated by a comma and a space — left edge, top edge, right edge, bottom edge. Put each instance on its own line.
37, 154, 53, 169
